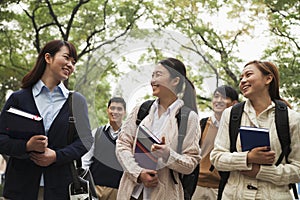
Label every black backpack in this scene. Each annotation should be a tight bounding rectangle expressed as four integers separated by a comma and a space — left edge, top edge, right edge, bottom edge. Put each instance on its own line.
217, 100, 298, 200
136, 100, 199, 200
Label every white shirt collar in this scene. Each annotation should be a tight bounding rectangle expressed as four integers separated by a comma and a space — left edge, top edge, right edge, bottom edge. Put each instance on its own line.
32, 80, 69, 98
211, 114, 220, 128
104, 123, 121, 139
152, 98, 183, 115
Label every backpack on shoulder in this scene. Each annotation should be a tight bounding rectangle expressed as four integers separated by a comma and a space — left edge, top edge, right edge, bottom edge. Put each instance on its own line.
217, 100, 298, 200
136, 100, 199, 200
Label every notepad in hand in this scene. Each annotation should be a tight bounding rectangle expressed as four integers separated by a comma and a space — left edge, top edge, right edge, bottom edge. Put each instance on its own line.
134, 125, 161, 170
240, 126, 270, 152
4, 107, 44, 140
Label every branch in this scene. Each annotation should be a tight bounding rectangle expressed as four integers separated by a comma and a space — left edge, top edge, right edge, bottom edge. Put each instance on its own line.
18, 3, 41, 52
3, 30, 27, 75
45, 0, 65, 39
77, 0, 109, 58
78, 0, 144, 58
271, 27, 300, 50
66, 0, 90, 39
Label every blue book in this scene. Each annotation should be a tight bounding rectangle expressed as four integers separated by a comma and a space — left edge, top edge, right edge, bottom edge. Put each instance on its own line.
239, 126, 270, 152
134, 125, 161, 170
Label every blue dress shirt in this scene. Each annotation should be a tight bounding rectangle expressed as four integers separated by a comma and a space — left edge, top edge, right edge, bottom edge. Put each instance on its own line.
32, 80, 69, 134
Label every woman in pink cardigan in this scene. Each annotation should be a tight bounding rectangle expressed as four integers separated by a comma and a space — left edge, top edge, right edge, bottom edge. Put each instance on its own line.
116, 58, 201, 200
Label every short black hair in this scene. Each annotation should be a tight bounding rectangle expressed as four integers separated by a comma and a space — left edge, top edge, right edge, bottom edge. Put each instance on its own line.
108, 97, 126, 110
214, 85, 239, 101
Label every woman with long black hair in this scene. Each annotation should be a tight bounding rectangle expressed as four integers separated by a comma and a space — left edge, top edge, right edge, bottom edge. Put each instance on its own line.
116, 57, 201, 200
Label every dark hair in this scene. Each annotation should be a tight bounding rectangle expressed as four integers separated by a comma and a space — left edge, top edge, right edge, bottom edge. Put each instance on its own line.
21, 40, 77, 88
214, 85, 239, 101
158, 57, 198, 113
244, 60, 291, 108
108, 97, 126, 111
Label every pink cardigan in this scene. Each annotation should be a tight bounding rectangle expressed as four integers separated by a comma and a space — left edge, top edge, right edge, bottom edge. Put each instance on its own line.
116, 100, 201, 200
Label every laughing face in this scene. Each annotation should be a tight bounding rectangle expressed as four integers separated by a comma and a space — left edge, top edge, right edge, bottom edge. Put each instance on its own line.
107, 102, 126, 125
212, 91, 235, 114
44, 46, 76, 84
239, 64, 272, 99
151, 64, 178, 99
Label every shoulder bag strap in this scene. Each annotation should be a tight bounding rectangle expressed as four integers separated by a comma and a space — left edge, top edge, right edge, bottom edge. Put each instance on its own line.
67, 92, 82, 191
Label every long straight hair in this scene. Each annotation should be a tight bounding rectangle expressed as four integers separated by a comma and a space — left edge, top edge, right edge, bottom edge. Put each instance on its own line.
21, 40, 77, 89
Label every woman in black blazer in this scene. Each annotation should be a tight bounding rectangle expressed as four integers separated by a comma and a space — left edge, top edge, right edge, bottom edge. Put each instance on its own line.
0, 40, 93, 200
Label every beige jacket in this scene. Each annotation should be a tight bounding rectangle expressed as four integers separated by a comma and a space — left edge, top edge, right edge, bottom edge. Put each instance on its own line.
198, 117, 220, 188
210, 100, 300, 200
116, 100, 201, 200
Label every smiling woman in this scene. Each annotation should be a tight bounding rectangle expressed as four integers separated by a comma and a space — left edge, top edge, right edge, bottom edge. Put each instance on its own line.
0, 40, 93, 200
115, 57, 201, 200
210, 60, 300, 200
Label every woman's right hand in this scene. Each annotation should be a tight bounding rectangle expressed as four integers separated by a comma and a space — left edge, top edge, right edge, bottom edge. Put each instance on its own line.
247, 146, 275, 165
26, 135, 48, 153
138, 169, 159, 188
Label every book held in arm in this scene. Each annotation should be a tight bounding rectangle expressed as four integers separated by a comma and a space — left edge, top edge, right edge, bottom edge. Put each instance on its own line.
134, 125, 161, 170
239, 126, 270, 152
4, 107, 44, 140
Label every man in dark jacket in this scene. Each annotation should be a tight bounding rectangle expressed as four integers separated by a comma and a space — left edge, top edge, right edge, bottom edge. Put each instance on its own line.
83, 97, 126, 200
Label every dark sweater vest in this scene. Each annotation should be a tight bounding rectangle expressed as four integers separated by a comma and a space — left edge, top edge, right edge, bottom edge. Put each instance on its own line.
90, 126, 123, 188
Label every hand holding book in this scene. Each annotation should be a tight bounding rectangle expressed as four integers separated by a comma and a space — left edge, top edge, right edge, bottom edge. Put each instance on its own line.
138, 169, 158, 187
26, 135, 48, 153
240, 126, 275, 166
134, 125, 161, 170
246, 146, 276, 166
151, 136, 170, 161
4, 107, 44, 140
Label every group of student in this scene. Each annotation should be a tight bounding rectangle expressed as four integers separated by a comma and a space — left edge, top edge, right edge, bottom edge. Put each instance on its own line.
0, 39, 299, 200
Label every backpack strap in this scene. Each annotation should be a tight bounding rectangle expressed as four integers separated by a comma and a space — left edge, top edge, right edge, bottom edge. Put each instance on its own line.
218, 101, 298, 200
217, 102, 245, 200
229, 102, 245, 152
273, 100, 298, 199
274, 100, 290, 166
170, 106, 192, 184
136, 100, 155, 126
199, 117, 209, 136
136, 101, 194, 186
176, 106, 192, 153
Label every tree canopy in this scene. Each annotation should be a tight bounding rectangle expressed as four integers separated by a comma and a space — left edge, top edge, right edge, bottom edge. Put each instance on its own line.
0, 0, 299, 126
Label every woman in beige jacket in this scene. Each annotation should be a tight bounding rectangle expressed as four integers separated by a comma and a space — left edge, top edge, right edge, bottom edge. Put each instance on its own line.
210, 61, 300, 200
116, 58, 201, 200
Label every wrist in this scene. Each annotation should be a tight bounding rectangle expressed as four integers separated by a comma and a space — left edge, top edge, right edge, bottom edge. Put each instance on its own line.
247, 151, 253, 164
26, 141, 32, 152
137, 174, 142, 183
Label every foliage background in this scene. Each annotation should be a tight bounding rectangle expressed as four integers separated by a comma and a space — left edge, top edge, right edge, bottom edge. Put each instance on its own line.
0, 0, 299, 128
